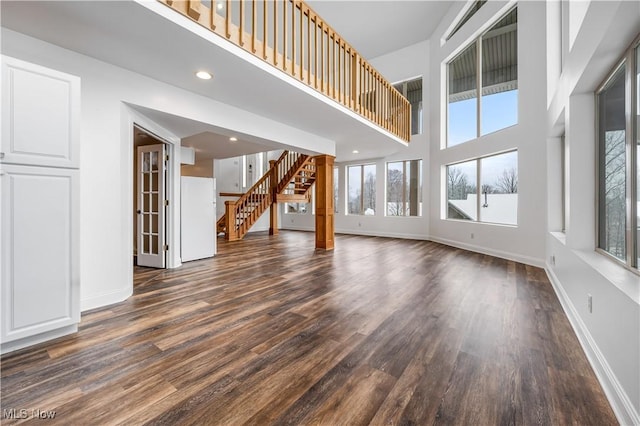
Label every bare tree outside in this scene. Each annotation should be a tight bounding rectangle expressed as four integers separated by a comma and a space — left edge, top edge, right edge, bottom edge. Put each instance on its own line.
495, 168, 518, 193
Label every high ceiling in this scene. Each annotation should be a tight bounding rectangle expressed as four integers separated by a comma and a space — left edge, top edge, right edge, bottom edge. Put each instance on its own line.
307, 1, 452, 59
1, 1, 453, 162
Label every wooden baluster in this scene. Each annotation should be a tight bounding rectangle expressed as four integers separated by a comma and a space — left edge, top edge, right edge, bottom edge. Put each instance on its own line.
251, 0, 256, 52
225, 0, 231, 38
299, 2, 303, 80
331, 32, 336, 100
273, 0, 277, 65
320, 22, 324, 93
239, 0, 244, 46
291, 1, 295, 76
314, 17, 318, 89
283, 0, 287, 72
262, 0, 267, 59
307, 8, 311, 84
210, 0, 216, 30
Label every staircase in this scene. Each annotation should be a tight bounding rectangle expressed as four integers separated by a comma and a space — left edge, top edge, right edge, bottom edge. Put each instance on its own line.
217, 151, 316, 241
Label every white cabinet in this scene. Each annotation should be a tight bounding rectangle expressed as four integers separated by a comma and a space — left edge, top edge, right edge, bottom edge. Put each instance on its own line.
1, 56, 80, 168
0, 165, 80, 342
0, 56, 80, 351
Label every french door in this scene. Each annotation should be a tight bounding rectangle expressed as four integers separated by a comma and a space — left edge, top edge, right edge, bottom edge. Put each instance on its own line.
136, 144, 166, 268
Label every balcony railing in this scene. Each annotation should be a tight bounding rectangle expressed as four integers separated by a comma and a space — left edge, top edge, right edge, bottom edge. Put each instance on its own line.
160, 0, 411, 142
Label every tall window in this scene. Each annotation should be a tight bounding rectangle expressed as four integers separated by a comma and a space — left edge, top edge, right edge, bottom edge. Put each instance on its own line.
448, 7, 518, 147
348, 164, 376, 215
597, 38, 639, 270
333, 167, 339, 213
447, 0, 487, 40
393, 77, 423, 135
447, 151, 518, 225
386, 160, 422, 216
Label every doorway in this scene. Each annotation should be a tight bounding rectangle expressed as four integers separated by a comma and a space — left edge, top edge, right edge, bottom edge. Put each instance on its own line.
133, 125, 170, 268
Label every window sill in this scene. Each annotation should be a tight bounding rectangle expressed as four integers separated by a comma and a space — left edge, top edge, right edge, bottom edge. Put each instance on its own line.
550, 231, 566, 245
573, 249, 640, 305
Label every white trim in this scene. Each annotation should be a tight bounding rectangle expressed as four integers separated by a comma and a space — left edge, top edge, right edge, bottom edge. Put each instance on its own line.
545, 266, 640, 426
428, 235, 545, 268
81, 287, 132, 312
1, 324, 77, 355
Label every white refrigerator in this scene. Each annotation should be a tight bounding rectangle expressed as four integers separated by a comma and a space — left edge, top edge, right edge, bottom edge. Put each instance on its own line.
181, 177, 216, 262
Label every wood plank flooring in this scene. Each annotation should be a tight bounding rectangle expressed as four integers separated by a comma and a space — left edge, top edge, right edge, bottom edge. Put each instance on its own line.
1, 231, 617, 425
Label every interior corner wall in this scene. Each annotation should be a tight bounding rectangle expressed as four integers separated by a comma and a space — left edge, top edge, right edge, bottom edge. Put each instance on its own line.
544, 1, 640, 423
427, 1, 547, 267
0, 28, 332, 312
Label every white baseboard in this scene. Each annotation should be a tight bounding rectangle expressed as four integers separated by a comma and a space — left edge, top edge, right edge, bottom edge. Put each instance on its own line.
281, 225, 430, 241
81, 287, 132, 312
1, 324, 77, 355
546, 266, 640, 426
428, 235, 545, 268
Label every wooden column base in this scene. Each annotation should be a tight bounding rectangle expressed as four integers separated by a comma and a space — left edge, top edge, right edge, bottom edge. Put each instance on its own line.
314, 155, 335, 250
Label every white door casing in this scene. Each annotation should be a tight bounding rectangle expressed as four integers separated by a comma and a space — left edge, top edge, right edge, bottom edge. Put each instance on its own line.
137, 144, 166, 268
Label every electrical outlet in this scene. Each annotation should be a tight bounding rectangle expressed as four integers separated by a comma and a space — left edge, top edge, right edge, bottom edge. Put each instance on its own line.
588, 294, 593, 313
470, 233, 474, 239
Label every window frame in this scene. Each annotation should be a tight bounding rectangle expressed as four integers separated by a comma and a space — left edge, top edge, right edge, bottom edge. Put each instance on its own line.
385, 159, 423, 217
445, 150, 518, 226
446, 6, 518, 148
347, 163, 376, 216
595, 35, 639, 273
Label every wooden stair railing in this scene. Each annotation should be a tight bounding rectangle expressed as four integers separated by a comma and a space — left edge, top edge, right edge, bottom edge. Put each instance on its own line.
218, 151, 316, 240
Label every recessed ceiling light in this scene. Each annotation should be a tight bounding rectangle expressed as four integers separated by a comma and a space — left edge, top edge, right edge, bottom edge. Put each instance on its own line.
217, 3, 224, 10
229, 137, 238, 142
195, 70, 212, 80
352, 150, 359, 154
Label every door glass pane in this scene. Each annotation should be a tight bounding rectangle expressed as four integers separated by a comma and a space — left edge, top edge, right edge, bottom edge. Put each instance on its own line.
152, 172, 158, 192
152, 214, 158, 234
151, 152, 159, 171
448, 43, 478, 146
151, 194, 158, 213
143, 235, 150, 254
151, 235, 158, 255
144, 215, 150, 233
143, 193, 150, 212
481, 8, 518, 136
143, 152, 150, 172
598, 64, 626, 261
447, 160, 477, 220
362, 164, 376, 215
143, 173, 150, 192
480, 151, 518, 225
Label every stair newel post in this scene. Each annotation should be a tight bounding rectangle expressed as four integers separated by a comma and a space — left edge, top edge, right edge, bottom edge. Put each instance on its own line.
314, 155, 335, 250
225, 200, 239, 241
269, 159, 279, 235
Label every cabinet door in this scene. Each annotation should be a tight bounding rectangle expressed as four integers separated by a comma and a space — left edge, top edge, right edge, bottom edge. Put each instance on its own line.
0, 164, 80, 343
1, 56, 80, 168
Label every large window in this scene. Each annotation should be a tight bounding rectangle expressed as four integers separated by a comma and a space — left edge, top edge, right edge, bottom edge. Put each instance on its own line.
447, 151, 518, 225
447, 7, 518, 147
597, 39, 639, 270
393, 78, 423, 135
386, 160, 422, 216
348, 164, 376, 215
333, 167, 339, 213
447, 0, 487, 41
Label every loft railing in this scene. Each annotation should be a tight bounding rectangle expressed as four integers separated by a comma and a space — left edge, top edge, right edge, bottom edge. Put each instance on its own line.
160, 0, 411, 142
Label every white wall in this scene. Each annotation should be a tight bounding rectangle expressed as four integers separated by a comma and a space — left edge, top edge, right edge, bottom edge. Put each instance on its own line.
282, 41, 431, 240
545, 1, 640, 423
1, 28, 334, 311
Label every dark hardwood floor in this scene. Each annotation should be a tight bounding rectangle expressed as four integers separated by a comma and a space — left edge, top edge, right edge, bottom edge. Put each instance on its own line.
1, 231, 617, 425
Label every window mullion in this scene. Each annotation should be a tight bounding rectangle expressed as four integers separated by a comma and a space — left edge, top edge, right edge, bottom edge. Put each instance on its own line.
477, 158, 482, 222
360, 165, 364, 214
476, 38, 482, 139
626, 47, 637, 267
